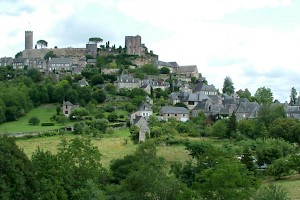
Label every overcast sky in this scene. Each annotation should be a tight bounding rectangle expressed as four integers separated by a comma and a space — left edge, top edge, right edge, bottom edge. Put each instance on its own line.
1, 0, 300, 102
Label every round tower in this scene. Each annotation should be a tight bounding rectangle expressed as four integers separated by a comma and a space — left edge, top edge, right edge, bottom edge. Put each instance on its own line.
25, 31, 33, 50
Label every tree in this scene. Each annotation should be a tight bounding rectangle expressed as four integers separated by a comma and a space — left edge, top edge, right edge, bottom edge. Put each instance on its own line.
237, 88, 252, 101
268, 118, 300, 143
44, 51, 57, 60
36, 40, 48, 48
160, 67, 170, 74
222, 76, 235, 95
254, 87, 273, 104
290, 87, 297, 105
90, 74, 104, 86
198, 157, 260, 200
107, 111, 118, 122
257, 104, 285, 128
266, 157, 293, 180
92, 89, 106, 103
88, 37, 103, 46
28, 116, 40, 125
27, 68, 42, 82
0, 136, 38, 199
227, 112, 237, 138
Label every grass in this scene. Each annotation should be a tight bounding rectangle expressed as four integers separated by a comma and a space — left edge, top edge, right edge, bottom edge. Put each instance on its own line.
264, 174, 300, 200
16, 128, 190, 168
0, 105, 72, 134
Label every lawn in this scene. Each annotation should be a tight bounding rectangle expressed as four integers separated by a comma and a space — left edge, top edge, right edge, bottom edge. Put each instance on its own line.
16, 128, 190, 168
0, 105, 72, 134
265, 174, 300, 200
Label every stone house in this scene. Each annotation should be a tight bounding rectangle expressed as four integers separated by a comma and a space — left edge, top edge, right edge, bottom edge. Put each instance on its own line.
235, 98, 260, 120
28, 58, 47, 72
48, 57, 72, 72
169, 93, 180, 105
131, 116, 150, 142
285, 105, 300, 119
159, 106, 189, 122
177, 65, 199, 79
157, 61, 179, 73
115, 74, 141, 90
0, 57, 13, 66
136, 101, 153, 119
12, 58, 29, 69
62, 101, 79, 118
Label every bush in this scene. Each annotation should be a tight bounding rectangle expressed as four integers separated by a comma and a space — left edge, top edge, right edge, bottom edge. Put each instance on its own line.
107, 112, 118, 122
41, 122, 55, 126
28, 116, 40, 125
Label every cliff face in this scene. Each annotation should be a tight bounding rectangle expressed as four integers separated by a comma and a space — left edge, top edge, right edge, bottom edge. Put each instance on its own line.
132, 55, 158, 67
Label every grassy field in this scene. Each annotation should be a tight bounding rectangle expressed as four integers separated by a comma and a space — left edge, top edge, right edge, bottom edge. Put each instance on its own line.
0, 105, 72, 134
16, 128, 190, 168
264, 174, 300, 200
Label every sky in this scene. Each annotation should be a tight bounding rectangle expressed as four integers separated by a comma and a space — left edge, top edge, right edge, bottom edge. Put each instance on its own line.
1, 0, 300, 102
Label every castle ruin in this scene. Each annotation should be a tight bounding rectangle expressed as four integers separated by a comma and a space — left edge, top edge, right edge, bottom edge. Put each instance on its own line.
125, 35, 147, 56
25, 31, 33, 50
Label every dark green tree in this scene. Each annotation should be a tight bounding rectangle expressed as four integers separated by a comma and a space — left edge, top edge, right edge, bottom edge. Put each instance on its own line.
222, 76, 235, 95
290, 87, 297, 105
0, 136, 38, 199
28, 116, 40, 125
160, 66, 170, 74
36, 39, 48, 48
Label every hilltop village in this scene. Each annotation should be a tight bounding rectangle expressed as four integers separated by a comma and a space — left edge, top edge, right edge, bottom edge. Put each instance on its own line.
2, 31, 300, 199
1, 31, 300, 141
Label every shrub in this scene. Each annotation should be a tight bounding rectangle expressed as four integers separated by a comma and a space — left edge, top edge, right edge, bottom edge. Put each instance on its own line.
41, 122, 55, 126
28, 116, 40, 125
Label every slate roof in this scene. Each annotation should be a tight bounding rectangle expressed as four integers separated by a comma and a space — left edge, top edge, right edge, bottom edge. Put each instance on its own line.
49, 58, 72, 64
137, 101, 152, 111
160, 106, 189, 114
177, 65, 198, 73
192, 83, 204, 93
169, 93, 180, 101
202, 84, 217, 92
187, 92, 210, 102
78, 79, 89, 86
119, 74, 140, 83
63, 101, 73, 106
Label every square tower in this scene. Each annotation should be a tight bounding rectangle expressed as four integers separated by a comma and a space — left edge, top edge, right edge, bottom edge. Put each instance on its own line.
25, 31, 33, 50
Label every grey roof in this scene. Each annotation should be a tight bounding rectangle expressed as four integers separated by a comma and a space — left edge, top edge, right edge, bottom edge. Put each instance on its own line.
285, 106, 300, 114
49, 58, 71, 64
62, 101, 73, 106
202, 84, 217, 92
137, 101, 152, 111
169, 93, 180, 101
160, 106, 189, 114
187, 92, 210, 102
192, 83, 204, 93
169, 62, 179, 68
78, 79, 89, 86
119, 74, 140, 83
236, 102, 260, 115
177, 65, 198, 73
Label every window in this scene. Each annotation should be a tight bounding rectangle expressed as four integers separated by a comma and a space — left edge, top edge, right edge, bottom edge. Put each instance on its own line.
65, 111, 68, 114
183, 114, 185, 117
175, 114, 177, 116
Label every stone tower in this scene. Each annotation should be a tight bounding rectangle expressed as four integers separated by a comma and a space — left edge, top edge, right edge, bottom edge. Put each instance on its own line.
25, 31, 33, 50
125, 35, 143, 55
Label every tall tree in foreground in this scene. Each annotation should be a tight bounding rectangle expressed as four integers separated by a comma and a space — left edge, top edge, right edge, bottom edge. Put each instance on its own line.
0, 136, 38, 199
222, 76, 235, 95
290, 87, 297, 105
254, 87, 273, 104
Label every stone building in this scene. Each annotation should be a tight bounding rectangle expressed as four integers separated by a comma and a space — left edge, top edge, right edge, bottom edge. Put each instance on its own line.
125, 35, 147, 56
25, 31, 33, 50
